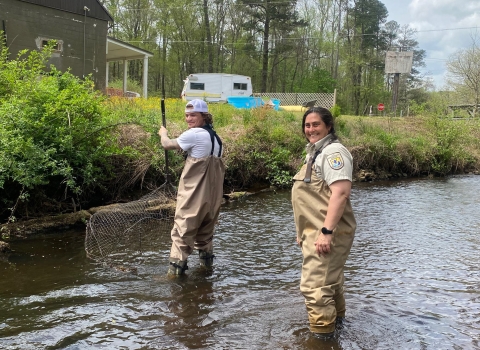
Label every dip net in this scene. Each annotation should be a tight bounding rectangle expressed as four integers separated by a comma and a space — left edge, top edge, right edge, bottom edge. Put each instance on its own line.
85, 99, 176, 271
85, 184, 177, 270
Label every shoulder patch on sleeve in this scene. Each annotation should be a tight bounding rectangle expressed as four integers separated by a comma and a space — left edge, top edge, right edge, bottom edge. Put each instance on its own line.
326, 152, 345, 170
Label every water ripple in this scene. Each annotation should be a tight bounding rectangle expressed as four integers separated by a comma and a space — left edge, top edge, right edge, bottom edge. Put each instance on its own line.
1, 176, 479, 349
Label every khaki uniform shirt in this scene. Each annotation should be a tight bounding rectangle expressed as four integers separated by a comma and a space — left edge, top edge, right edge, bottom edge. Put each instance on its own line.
305, 135, 353, 185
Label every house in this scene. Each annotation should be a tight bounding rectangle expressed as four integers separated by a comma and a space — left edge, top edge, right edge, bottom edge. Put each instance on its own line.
0, 0, 153, 97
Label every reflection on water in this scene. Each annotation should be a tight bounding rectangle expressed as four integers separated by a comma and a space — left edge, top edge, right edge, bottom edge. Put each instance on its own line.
1, 176, 480, 349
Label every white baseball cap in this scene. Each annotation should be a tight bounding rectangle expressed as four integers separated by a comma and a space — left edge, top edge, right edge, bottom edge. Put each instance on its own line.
185, 99, 208, 113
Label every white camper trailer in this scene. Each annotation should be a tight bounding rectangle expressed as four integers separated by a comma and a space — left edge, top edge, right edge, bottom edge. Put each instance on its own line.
181, 73, 253, 102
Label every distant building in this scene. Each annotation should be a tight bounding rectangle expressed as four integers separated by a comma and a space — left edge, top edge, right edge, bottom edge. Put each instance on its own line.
0, 0, 153, 97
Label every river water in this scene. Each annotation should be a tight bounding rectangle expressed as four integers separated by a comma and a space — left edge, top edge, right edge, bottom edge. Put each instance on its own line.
1, 176, 479, 350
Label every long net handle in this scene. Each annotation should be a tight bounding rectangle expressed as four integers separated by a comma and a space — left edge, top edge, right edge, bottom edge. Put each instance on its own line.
161, 99, 170, 183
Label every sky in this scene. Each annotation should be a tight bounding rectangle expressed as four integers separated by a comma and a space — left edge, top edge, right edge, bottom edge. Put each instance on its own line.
381, 0, 480, 90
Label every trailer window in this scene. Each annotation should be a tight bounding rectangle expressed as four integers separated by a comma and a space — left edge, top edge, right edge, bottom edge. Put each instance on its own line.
190, 83, 205, 90
233, 83, 248, 90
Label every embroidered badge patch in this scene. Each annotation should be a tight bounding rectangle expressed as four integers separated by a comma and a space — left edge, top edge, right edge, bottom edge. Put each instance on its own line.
327, 152, 344, 170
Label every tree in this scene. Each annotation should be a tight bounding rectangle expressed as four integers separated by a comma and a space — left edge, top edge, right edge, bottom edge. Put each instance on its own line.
99, 0, 430, 112
239, 0, 304, 92
446, 37, 480, 117
343, 0, 389, 115
386, 22, 427, 112
298, 67, 336, 93
103, 0, 159, 84
202, 0, 213, 72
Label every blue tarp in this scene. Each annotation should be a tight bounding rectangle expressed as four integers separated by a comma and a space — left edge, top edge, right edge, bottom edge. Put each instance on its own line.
227, 96, 280, 111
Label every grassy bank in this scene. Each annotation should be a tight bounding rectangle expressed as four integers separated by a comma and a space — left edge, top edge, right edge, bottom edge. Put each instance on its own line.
104, 97, 480, 187
103, 97, 306, 191
338, 114, 480, 180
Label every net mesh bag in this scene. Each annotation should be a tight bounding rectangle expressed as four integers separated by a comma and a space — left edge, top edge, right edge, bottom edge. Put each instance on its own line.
85, 99, 181, 271
85, 183, 177, 270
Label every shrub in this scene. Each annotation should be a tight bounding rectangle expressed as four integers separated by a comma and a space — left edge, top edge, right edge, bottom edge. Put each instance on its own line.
331, 104, 341, 118
0, 43, 118, 220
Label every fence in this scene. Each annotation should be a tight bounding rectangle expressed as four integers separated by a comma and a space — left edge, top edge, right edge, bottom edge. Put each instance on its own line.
253, 90, 336, 109
447, 104, 479, 118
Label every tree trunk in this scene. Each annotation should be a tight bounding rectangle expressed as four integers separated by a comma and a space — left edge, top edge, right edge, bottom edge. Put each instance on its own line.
203, 0, 213, 73
261, 7, 270, 93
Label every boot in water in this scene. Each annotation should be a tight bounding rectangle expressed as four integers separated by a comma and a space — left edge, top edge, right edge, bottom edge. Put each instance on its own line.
168, 259, 188, 276
312, 331, 335, 341
198, 250, 215, 269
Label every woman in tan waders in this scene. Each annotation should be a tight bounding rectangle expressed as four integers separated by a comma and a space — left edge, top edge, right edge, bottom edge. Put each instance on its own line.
291, 107, 356, 340
158, 99, 225, 276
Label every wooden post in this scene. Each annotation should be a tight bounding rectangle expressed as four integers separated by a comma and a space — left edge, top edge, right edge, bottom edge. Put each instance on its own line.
391, 73, 400, 114
143, 55, 148, 99
105, 62, 109, 89
123, 59, 128, 94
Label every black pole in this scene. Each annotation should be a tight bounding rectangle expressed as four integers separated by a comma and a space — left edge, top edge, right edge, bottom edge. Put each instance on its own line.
161, 99, 170, 183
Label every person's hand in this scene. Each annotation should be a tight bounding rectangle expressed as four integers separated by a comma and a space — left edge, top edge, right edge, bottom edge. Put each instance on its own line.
314, 232, 332, 256
158, 126, 168, 137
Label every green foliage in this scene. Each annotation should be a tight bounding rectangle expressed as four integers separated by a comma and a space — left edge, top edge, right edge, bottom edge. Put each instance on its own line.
335, 117, 349, 138
409, 91, 450, 117
394, 136, 432, 175
341, 112, 480, 178
356, 124, 403, 172
351, 0, 389, 50
446, 38, 480, 114
265, 147, 295, 188
297, 68, 336, 93
331, 104, 341, 118
222, 107, 305, 189
247, 148, 293, 188
427, 115, 473, 175
405, 93, 475, 175
0, 43, 118, 218
108, 78, 143, 94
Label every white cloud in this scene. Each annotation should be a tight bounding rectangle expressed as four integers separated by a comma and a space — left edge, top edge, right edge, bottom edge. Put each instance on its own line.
382, 0, 480, 89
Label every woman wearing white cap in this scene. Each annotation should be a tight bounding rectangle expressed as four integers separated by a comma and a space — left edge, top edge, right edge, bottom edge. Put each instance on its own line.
158, 99, 225, 275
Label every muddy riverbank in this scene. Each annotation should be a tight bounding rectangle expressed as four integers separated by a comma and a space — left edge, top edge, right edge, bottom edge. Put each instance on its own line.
0, 189, 264, 242
1, 170, 479, 243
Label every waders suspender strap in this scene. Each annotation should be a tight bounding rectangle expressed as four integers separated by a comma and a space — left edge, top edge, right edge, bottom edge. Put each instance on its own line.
303, 139, 334, 183
201, 124, 223, 157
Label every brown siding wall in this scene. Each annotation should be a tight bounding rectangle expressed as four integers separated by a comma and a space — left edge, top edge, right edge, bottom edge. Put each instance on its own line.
0, 0, 108, 91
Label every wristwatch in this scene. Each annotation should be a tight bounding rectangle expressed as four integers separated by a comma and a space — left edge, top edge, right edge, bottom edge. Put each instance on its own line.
321, 227, 333, 235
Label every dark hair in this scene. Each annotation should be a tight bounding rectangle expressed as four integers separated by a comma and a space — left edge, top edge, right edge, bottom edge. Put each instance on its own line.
202, 112, 213, 126
301, 106, 338, 141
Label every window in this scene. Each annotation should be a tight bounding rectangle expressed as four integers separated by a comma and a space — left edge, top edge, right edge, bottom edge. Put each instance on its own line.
37, 37, 63, 53
233, 83, 248, 90
190, 82, 205, 90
